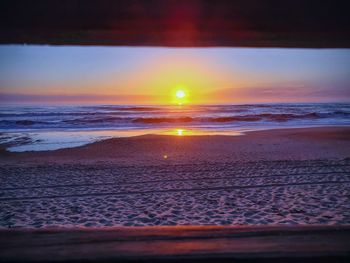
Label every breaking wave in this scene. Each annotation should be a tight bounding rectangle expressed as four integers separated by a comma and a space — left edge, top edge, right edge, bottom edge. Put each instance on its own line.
1, 104, 349, 130
132, 113, 322, 124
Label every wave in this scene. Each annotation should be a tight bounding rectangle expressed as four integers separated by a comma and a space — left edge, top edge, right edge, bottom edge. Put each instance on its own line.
132, 113, 322, 124
93, 106, 161, 111
1, 106, 349, 130
257, 113, 319, 122
210, 116, 262, 122
64, 116, 125, 124
0, 112, 122, 117
133, 117, 194, 123
0, 120, 49, 126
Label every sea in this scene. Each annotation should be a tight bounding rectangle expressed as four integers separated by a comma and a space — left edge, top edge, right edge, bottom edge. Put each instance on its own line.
0, 103, 349, 152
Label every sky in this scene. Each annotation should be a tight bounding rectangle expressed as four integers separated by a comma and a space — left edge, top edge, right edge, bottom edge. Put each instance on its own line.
0, 45, 350, 104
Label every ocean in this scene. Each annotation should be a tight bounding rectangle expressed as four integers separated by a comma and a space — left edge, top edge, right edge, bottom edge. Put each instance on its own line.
0, 103, 349, 152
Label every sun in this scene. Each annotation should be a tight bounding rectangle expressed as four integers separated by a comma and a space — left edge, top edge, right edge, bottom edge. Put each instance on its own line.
176, 90, 186, 99
176, 129, 184, 136
172, 87, 189, 105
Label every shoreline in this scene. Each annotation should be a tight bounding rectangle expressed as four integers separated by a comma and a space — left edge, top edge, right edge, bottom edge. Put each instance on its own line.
1, 124, 349, 153
1, 126, 349, 164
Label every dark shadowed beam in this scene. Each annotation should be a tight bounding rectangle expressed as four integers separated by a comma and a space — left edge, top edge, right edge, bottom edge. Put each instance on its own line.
1, 226, 350, 262
0, 0, 350, 48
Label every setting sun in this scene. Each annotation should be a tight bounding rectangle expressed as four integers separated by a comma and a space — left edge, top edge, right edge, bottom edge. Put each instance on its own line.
176, 90, 186, 98
176, 129, 184, 136
173, 88, 189, 105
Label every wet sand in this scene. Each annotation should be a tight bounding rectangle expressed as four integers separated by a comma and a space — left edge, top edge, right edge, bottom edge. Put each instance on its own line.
0, 127, 350, 228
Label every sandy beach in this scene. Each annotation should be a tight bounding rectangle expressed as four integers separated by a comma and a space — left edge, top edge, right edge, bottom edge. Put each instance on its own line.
1, 127, 350, 228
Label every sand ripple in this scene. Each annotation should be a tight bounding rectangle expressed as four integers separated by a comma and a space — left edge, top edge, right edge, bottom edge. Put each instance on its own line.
1, 159, 350, 228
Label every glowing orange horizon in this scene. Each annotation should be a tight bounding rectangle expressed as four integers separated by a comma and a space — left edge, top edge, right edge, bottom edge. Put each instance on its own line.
3, 52, 333, 105
2, 46, 349, 105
